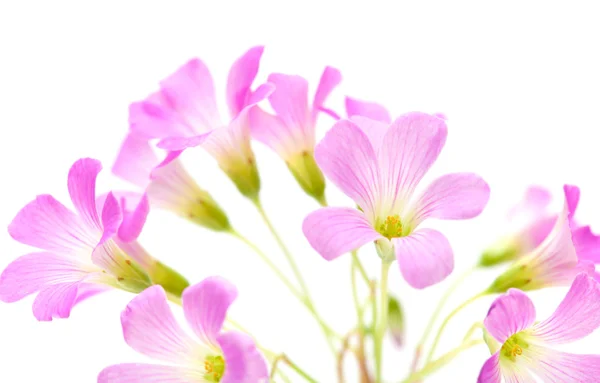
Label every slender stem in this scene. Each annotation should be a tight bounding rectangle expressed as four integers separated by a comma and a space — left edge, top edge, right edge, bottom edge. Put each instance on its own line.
352, 250, 370, 285
230, 229, 304, 301
351, 254, 365, 332
350, 254, 373, 383
270, 354, 319, 383
374, 260, 393, 383
252, 199, 339, 353
463, 322, 484, 342
402, 340, 484, 383
410, 266, 476, 372
425, 292, 486, 364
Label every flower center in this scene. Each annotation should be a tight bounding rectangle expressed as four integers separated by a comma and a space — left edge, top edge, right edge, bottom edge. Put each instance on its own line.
378, 215, 403, 239
501, 333, 528, 361
204, 355, 225, 382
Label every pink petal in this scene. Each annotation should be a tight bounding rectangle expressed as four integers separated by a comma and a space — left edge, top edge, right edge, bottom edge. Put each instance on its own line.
160, 58, 222, 133
73, 283, 109, 305
32, 281, 83, 321
8, 195, 97, 254
311, 66, 342, 124
114, 240, 155, 271
525, 347, 600, 382
531, 273, 600, 344
118, 193, 150, 242
379, 112, 447, 214
121, 285, 203, 364
393, 229, 454, 289
303, 207, 383, 261
573, 226, 600, 263
218, 331, 268, 383
156, 131, 213, 151
0, 252, 89, 303
267, 73, 310, 131
182, 276, 238, 347
100, 192, 123, 243
314, 120, 380, 217
345, 96, 391, 123
564, 184, 580, 220
67, 158, 103, 231
484, 289, 536, 344
129, 98, 193, 140
406, 173, 490, 228
507, 185, 552, 222
226, 46, 264, 118
112, 134, 158, 188
349, 116, 389, 152
248, 107, 293, 157
501, 367, 537, 383
477, 353, 501, 383
99, 364, 203, 383
202, 105, 254, 163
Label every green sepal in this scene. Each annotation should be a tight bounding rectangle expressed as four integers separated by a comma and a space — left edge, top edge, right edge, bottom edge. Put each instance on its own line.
148, 260, 190, 298
387, 295, 405, 347
286, 151, 326, 204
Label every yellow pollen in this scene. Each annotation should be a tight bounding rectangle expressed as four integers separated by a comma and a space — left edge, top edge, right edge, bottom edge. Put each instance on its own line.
511, 344, 522, 356
378, 215, 403, 239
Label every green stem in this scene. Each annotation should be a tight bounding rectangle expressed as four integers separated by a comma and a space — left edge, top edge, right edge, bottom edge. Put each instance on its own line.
425, 292, 486, 364
463, 322, 484, 342
351, 252, 366, 331
374, 260, 393, 383
271, 354, 319, 383
252, 199, 339, 353
230, 229, 304, 301
352, 251, 370, 285
410, 266, 476, 371
402, 340, 484, 383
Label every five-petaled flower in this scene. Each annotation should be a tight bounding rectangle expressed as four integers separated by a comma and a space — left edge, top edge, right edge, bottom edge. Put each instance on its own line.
98, 277, 268, 383
478, 273, 600, 382
302, 113, 490, 289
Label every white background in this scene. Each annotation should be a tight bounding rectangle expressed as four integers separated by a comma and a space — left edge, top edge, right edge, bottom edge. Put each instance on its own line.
1, 1, 599, 382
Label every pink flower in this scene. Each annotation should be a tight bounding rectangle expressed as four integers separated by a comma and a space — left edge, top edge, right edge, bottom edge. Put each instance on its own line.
113, 134, 231, 231
345, 96, 391, 123
99, 277, 268, 383
128, 46, 273, 199
249, 67, 342, 203
487, 188, 595, 293
302, 113, 490, 289
0, 158, 154, 321
478, 273, 600, 382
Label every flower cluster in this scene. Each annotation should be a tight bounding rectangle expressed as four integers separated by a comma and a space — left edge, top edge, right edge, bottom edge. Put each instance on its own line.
2, 46, 599, 383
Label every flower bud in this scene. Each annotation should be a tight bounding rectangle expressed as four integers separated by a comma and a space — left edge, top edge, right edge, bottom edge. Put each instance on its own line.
387, 295, 405, 347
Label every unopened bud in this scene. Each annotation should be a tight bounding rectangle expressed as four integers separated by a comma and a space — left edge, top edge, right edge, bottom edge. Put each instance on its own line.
387, 295, 405, 347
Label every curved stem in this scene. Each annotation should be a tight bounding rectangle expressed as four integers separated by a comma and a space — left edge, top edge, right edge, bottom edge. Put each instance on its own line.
425, 292, 487, 364
402, 340, 484, 383
463, 322, 484, 342
374, 260, 393, 383
410, 266, 476, 371
352, 251, 370, 285
271, 354, 319, 383
230, 229, 304, 301
252, 199, 339, 353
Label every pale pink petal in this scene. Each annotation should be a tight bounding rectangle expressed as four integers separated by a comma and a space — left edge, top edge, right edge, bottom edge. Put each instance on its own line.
507, 186, 552, 222
311, 66, 342, 123
91, 240, 151, 291
564, 184, 580, 219
0, 252, 89, 303
112, 134, 158, 188
99, 192, 123, 243
379, 112, 448, 214
345, 96, 391, 123
129, 98, 193, 139
349, 116, 389, 152
73, 283, 109, 305
8, 195, 97, 254
484, 289, 536, 344
98, 364, 203, 383
67, 158, 103, 231
248, 107, 293, 157
160, 58, 222, 132
524, 346, 600, 382
267, 73, 310, 130
118, 193, 150, 242
393, 229, 454, 289
477, 353, 501, 383
315, 120, 380, 216
303, 207, 383, 261
114, 240, 155, 271
182, 276, 237, 347
156, 131, 213, 151
218, 331, 268, 383
226, 46, 264, 118
573, 226, 600, 263
405, 173, 490, 228
521, 216, 556, 253
33, 281, 83, 321
121, 285, 203, 364
247, 82, 275, 106
501, 366, 537, 383
530, 273, 600, 344
202, 105, 254, 163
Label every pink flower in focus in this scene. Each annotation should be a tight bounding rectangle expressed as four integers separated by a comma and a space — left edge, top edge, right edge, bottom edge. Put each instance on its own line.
303, 113, 490, 289
478, 274, 600, 382
128, 46, 273, 199
249, 67, 342, 203
0, 159, 153, 321
113, 134, 231, 231
98, 277, 268, 383
487, 188, 595, 293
